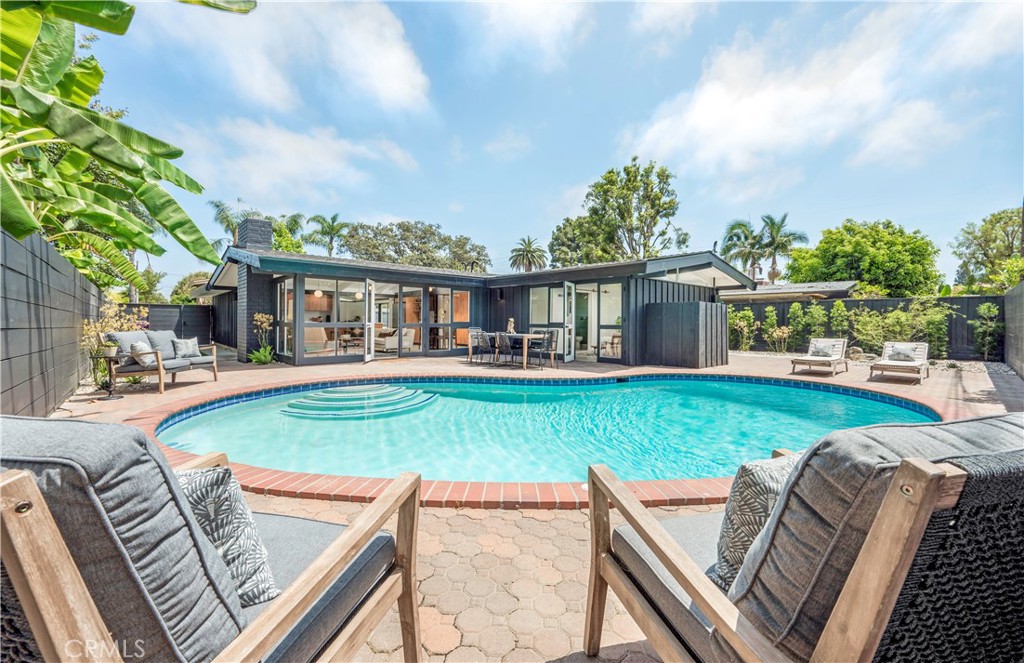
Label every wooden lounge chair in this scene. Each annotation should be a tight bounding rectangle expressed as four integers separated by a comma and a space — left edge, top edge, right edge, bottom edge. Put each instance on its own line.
790, 337, 848, 376
584, 414, 1023, 663
0, 416, 422, 662
870, 341, 930, 384
102, 330, 218, 394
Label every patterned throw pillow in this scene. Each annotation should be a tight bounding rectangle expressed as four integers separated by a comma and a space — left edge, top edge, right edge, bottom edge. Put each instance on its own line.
708, 453, 802, 591
808, 340, 833, 357
888, 343, 916, 362
176, 467, 280, 607
173, 337, 202, 358
130, 341, 159, 368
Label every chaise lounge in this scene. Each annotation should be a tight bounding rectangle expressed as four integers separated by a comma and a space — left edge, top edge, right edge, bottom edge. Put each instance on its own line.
790, 337, 848, 376
0, 416, 422, 662
584, 413, 1023, 662
870, 341, 930, 384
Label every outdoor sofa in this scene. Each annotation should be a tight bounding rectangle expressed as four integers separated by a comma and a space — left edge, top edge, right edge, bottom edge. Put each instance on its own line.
0, 416, 422, 662
790, 337, 848, 376
584, 413, 1023, 662
870, 341, 930, 384
103, 330, 218, 394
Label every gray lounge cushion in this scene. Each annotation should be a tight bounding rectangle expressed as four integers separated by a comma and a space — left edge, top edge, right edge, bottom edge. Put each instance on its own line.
715, 413, 1024, 661
612, 511, 725, 663
245, 513, 396, 663
709, 453, 800, 591
146, 329, 178, 360
106, 330, 148, 366
174, 337, 202, 358
189, 355, 216, 367
130, 340, 159, 368
177, 467, 280, 607
0, 416, 245, 661
887, 343, 917, 362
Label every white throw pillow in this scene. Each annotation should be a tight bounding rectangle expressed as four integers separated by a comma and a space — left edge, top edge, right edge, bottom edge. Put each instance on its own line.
808, 340, 834, 357
173, 337, 202, 358
887, 343, 917, 362
176, 467, 280, 607
130, 341, 159, 368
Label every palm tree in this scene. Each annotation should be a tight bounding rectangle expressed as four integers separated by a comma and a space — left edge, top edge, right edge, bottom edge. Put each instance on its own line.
760, 213, 808, 284
722, 219, 764, 281
208, 198, 262, 252
277, 212, 306, 238
509, 236, 548, 272
302, 213, 350, 257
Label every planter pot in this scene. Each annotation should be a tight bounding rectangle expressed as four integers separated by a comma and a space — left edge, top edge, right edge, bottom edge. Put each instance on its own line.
101, 347, 118, 358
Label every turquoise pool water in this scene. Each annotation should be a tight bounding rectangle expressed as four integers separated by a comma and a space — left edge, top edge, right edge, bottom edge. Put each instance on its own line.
159, 379, 935, 482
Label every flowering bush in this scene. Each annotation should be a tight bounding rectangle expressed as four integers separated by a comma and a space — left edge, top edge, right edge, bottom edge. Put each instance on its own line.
249, 313, 275, 364
81, 302, 149, 386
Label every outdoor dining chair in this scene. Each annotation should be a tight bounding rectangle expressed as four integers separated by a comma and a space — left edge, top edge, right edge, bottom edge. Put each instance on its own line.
0, 416, 423, 663
530, 329, 559, 368
584, 413, 1023, 663
494, 332, 519, 367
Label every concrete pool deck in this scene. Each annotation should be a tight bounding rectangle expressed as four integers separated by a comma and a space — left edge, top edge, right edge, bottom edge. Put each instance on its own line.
54, 355, 1022, 661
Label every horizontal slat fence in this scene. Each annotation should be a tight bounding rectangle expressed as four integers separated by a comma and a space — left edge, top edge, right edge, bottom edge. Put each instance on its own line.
123, 304, 212, 345
730, 296, 1005, 360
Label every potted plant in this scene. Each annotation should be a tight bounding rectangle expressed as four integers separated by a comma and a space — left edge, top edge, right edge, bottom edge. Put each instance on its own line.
101, 341, 120, 358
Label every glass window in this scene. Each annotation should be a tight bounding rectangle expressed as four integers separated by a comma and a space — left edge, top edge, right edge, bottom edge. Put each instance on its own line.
428, 326, 451, 351
304, 278, 335, 323
599, 330, 622, 358
429, 287, 451, 324
337, 280, 365, 324
279, 278, 294, 323
549, 287, 565, 324
530, 287, 549, 325
600, 283, 623, 326
453, 291, 470, 323
402, 288, 422, 353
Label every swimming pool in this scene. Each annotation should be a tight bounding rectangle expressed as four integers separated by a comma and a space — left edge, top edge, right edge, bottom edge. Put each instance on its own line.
158, 376, 937, 483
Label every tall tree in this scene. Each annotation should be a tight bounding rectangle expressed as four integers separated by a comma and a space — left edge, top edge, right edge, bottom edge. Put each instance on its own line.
129, 266, 167, 303
950, 207, 1023, 286
277, 212, 305, 238
784, 219, 940, 297
208, 198, 262, 250
721, 219, 764, 281
509, 236, 548, 272
302, 213, 349, 257
272, 221, 302, 253
340, 220, 491, 271
169, 270, 212, 304
547, 156, 688, 267
759, 213, 808, 284
0, 0, 254, 290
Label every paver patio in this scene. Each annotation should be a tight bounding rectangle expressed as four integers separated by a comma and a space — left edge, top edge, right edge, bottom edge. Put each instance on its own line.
54, 355, 1022, 662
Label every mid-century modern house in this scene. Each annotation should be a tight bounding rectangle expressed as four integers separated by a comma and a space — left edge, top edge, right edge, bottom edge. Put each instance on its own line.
199, 218, 755, 367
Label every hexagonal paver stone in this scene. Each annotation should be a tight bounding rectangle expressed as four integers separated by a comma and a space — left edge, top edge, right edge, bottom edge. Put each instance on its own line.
418, 575, 451, 598
610, 613, 645, 641
464, 576, 497, 598
533, 593, 567, 618
493, 541, 522, 559
443, 562, 475, 583
511, 554, 541, 571
503, 647, 544, 662
558, 612, 585, 637
471, 552, 500, 570
555, 580, 587, 601
367, 620, 403, 653
436, 590, 471, 615
453, 541, 483, 558
446, 646, 487, 662
532, 628, 571, 658
477, 625, 517, 657
484, 590, 519, 616
422, 623, 461, 655
430, 551, 459, 568
455, 605, 492, 633
509, 578, 543, 600
507, 608, 544, 633
533, 543, 561, 560
489, 563, 522, 585
553, 555, 583, 573
535, 566, 563, 585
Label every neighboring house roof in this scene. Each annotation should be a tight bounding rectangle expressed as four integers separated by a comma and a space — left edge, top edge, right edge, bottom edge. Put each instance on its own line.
719, 280, 858, 302
204, 247, 755, 292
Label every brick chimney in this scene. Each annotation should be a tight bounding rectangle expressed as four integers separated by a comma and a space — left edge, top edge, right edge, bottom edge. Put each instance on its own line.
236, 217, 273, 250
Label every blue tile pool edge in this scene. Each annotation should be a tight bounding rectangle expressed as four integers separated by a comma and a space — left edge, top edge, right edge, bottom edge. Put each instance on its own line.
154, 373, 942, 437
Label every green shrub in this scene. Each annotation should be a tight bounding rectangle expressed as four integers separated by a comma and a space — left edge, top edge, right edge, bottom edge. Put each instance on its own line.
968, 302, 1003, 361
247, 346, 276, 365
805, 302, 828, 339
829, 300, 850, 338
849, 298, 957, 358
788, 302, 806, 349
727, 305, 758, 351
761, 306, 792, 353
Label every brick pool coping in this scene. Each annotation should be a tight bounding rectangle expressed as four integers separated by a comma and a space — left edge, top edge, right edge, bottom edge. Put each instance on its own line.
127, 372, 945, 510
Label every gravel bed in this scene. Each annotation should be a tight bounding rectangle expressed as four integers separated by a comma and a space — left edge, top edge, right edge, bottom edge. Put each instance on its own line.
731, 351, 1017, 375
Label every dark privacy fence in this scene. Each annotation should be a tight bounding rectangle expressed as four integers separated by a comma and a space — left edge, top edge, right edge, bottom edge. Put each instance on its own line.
645, 302, 728, 368
1005, 283, 1023, 377
123, 304, 213, 345
212, 291, 237, 347
1, 232, 101, 417
730, 296, 1005, 360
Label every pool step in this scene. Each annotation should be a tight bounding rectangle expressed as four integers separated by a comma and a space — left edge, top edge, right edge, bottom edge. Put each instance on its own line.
280, 385, 437, 420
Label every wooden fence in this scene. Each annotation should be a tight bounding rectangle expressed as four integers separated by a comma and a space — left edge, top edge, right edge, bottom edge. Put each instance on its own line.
124, 304, 213, 345
1005, 283, 1023, 377
729, 296, 1005, 360
645, 302, 728, 368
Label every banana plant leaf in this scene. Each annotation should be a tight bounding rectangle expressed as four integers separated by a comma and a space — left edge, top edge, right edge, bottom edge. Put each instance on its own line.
176, 0, 256, 13
0, 8, 42, 81
54, 147, 92, 181
0, 168, 43, 237
52, 56, 104, 105
79, 104, 182, 158
64, 230, 146, 289
121, 174, 220, 264
141, 153, 202, 193
37, 1, 135, 36
20, 17, 74, 90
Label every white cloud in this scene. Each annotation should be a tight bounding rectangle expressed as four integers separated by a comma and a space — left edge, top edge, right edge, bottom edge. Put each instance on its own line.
484, 128, 532, 160
135, 2, 429, 113
450, 136, 467, 163
927, 3, 1023, 71
175, 117, 417, 209
448, 201, 464, 213
624, 3, 1019, 200
630, 2, 715, 56
461, 2, 592, 72
546, 182, 590, 220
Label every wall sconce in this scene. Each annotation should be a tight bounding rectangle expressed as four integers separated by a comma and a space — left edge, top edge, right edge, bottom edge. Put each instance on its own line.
314, 290, 323, 297
497, 288, 504, 302
355, 291, 364, 300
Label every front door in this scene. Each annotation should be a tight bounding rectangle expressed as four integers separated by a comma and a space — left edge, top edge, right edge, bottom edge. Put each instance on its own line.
364, 279, 376, 362
563, 281, 576, 363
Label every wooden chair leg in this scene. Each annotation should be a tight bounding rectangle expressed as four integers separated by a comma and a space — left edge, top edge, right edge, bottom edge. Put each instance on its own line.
396, 482, 422, 662
171, 373, 177, 384
158, 373, 165, 394
584, 473, 611, 656
212, 364, 219, 381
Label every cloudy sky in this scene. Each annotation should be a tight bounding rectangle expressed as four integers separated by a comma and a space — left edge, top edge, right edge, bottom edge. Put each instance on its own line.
93, 1, 1022, 291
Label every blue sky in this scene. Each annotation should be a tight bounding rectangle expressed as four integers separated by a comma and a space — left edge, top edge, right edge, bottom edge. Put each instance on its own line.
92, 1, 1023, 292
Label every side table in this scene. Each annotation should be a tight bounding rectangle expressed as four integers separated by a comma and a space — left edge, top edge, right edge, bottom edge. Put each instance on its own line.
90, 353, 128, 400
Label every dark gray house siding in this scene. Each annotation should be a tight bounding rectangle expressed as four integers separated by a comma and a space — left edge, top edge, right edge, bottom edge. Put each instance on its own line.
623, 278, 716, 366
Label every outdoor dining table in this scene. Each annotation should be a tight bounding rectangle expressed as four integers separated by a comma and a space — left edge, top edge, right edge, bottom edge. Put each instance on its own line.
468, 332, 545, 369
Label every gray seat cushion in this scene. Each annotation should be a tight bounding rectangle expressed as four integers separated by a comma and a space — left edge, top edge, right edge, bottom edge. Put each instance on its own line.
146, 329, 178, 360
188, 355, 216, 367
612, 511, 725, 663
245, 513, 396, 663
0, 416, 245, 661
161, 358, 192, 371
106, 330, 148, 366
718, 413, 1024, 661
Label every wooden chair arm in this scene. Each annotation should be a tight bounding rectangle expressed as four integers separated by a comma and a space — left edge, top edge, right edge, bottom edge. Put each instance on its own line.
588, 465, 790, 663
172, 452, 229, 471
198, 344, 217, 357
215, 472, 421, 662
